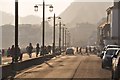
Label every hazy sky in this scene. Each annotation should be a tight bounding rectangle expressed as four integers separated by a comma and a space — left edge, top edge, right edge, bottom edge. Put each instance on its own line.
0, 0, 115, 17
0, 0, 74, 17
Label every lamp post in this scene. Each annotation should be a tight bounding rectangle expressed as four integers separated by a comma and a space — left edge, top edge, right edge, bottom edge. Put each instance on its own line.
34, 0, 53, 54
61, 24, 65, 51
62, 27, 65, 50
66, 30, 69, 48
58, 22, 61, 54
56, 22, 65, 54
67, 32, 71, 47
65, 28, 70, 50
48, 14, 61, 54
65, 28, 67, 50
15, 0, 18, 62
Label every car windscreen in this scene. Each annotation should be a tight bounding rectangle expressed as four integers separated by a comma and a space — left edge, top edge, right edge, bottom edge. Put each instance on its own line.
106, 50, 117, 55
107, 46, 120, 48
67, 49, 73, 51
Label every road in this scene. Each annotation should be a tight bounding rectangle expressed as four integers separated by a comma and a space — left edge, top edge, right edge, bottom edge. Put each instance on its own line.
15, 54, 111, 79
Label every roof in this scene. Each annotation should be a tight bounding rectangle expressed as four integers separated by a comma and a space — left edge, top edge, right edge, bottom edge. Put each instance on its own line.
106, 48, 120, 50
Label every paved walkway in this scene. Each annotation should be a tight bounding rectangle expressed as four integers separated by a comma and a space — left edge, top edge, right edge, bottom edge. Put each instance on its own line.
1, 52, 39, 65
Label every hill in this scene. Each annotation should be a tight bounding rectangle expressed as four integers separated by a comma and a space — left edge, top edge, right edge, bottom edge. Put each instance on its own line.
60, 2, 112, 25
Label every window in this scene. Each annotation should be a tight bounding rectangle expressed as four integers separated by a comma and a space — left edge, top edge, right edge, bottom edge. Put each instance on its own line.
106, 50, 117, 55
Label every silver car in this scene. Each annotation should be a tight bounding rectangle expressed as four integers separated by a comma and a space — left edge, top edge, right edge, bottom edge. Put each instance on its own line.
112, 49, 120, 80
102, 48, 118, 69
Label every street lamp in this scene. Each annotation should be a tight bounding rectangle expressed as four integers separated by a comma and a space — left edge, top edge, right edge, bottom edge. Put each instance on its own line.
62, 27, 65, 51
65, 28, 67, 50
34, 0, 53, 55
59, 22, 61, 54
66, 30, 69, 48
67, 31, 71, 47
48, 14, 61, 54
64, 28, 70, 50
15, 0, 18, 62
61, 24, 65, 50
56, 23, 65, 53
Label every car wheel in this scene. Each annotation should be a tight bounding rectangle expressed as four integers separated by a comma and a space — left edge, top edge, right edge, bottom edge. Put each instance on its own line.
112, 69, 119, 80
112, 69, 115, 80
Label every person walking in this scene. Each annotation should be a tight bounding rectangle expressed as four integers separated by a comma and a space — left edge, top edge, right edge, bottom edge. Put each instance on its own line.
89, 46, 91, 54
17, 46, 23, 61
19, 51, 23, 61
15, 45, 21, 62
10, 45, 15, 63
76, 47, 78, 54
44, 46, 48, 56
79, 47, 82, 55
40, 46, 44, 56
36, 43, 40, 57
47, 45, 52, 54
7, 47, 11, 57
86, 47, 89, 56
28, 43, 33, 58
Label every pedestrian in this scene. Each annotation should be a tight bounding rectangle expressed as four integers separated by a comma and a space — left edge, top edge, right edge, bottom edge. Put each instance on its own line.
17, 46, 23, 61
40, 46, 43, 56
86, 47, 89, 55
36, 43, 40, 57
89, 46, 91, 53
44, 46, 48, 56
93, 47, 97, 54
19, 51, 23, 61
2, 49, 5, 56
7, 47, 11, 57
79, 47, 82, 55
15, 45, 21, 62
47, 45, 52, 54
27, 43, 33, 58
76, 47, 78, 53
10, 45, 15, 63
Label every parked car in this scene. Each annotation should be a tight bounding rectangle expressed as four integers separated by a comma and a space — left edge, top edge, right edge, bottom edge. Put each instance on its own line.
99, 45, 120, 59
66, 47, 74, 55
102, 48, 119, 69
112, 49, 120, 80
104, 45, 120, 51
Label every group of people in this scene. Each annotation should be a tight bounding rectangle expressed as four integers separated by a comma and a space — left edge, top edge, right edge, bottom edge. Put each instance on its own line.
26, 43, 52, 58
6, 43, 52, 63
7, 45, 22, 63
76, 46, 97, 55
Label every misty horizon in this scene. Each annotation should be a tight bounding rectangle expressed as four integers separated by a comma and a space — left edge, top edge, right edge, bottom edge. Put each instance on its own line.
0, 1, 113, 49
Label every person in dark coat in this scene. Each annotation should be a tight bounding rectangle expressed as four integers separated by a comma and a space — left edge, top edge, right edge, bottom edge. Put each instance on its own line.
79, 47, 82, 55
86, 47, 89, 55
28, 43, 33, 58
76, 47, 78, 53
19, 51, 23, 61
47, 45, 52, 54
7, 47, 11, 57
17, 45, 22, 61
36, 43, 40, 57
89, 47, 91, 53
10, 45, 15, 63
15, 45, 21, 62
44, 46, 48, 55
